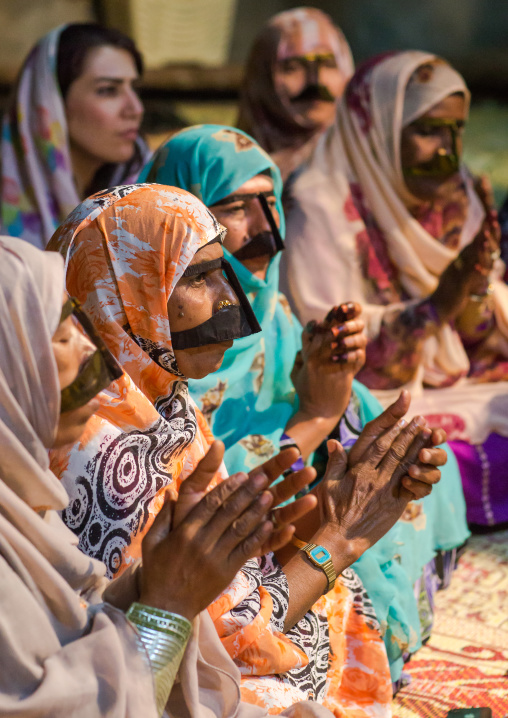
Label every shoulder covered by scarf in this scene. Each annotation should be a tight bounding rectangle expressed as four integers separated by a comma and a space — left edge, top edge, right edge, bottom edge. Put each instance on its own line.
282, 50, 508, 442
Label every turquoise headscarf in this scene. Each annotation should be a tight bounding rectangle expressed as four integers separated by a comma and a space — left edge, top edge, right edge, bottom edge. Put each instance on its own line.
140, 125, 301, 470
138, 125, 470, 682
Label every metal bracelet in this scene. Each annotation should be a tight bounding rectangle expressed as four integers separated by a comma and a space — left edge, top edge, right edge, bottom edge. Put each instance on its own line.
127, 603, 192, 716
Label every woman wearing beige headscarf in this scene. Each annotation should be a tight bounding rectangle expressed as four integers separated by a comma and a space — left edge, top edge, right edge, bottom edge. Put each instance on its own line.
237, 7, 354, 181
0, 235, 335, 717
283, 51, 508, 528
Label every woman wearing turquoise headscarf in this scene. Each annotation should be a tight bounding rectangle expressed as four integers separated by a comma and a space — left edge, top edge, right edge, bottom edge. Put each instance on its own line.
139, 125, 470, 685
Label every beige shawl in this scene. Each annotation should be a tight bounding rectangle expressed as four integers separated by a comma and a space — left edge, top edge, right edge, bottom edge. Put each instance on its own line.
282, 51, 508, 443
0, 236, 157, 717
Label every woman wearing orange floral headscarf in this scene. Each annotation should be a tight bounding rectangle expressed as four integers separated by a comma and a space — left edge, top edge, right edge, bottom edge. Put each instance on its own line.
48, 183, 398, 717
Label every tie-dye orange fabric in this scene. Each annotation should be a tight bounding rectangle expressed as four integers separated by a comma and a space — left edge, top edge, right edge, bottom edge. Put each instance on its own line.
48, 184, 227, 574
48, 184, 391, 716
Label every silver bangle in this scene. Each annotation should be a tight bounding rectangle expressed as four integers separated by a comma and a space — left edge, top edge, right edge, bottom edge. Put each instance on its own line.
127, 602, 192, 715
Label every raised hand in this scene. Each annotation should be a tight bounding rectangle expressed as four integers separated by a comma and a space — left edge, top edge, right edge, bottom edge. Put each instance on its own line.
319, 301, 367, 373
174, 442, 316, 541
316, 406, 440, 562
431, 200, 501, 324
348, 390, 445, 499
140, 469, 273, 620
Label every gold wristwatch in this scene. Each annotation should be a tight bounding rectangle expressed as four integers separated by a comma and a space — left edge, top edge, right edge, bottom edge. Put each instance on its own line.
291, 536, 337, 593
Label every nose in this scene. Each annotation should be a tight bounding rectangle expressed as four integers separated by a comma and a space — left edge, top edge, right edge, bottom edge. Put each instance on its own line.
215, 274, 238, 311
438, 126, 455, 155
306, 60, 319, 86
123, 86, 144, 119
247, 198, 272, 237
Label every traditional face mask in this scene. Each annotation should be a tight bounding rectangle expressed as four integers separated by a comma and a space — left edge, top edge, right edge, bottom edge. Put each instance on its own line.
59, 297, 123, 413
290, 82, 336, 104
403, 118, 461, 179
171, 257, 262, 350
280, 52, 338, 104
212, 191, 285, 261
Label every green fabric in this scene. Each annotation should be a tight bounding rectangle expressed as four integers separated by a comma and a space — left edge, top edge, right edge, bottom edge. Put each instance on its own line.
137, 124, 469, 683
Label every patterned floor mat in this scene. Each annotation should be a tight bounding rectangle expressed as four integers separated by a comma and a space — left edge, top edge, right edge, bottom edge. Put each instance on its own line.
393, 531, 508, 718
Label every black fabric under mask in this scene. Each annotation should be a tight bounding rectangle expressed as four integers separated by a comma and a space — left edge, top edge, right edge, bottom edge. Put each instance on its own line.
211, 191, 284, 260
171, 257, 261, 350
59, 298, 123, 414
233, 231, 279, 260
291, 84, 336, 104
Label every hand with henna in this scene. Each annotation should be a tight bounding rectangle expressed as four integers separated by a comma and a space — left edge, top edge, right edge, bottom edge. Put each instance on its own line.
431, 176, 501, 324
287, 302, 367, 460
139, 441, 317, 621
291, 302, 367, 420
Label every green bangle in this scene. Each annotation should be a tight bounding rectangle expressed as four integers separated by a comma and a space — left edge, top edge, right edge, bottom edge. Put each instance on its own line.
127, 602, 192, 640
127, 603, 192, 715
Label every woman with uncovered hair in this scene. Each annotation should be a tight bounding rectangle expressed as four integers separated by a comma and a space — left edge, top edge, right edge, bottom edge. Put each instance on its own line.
1, 23, 146, 248
283, 51, 508, 528
139, 125, 466, 687
48, 183, 441, 715
237, 7, 354, 181
0, 235, 328, 717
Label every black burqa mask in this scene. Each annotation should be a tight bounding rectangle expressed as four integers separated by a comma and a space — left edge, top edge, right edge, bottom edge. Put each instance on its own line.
211, 192, 285, 261
171, 254, 262, 351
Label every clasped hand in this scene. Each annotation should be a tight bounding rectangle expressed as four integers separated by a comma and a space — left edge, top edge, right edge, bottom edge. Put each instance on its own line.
139, 442, 317, 620
314, 390, 446, 564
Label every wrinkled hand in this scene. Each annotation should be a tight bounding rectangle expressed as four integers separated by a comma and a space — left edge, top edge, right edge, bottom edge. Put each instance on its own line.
175, 441, 317, 552
317, 392, 441, 561
348, 390, 446, 498
140, 466, 272, 620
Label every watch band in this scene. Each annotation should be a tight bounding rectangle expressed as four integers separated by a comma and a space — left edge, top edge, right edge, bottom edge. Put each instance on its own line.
291, 536, 336, 593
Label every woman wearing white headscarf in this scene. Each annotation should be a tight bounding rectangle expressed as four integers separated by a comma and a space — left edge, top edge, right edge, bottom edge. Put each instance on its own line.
283, 51, 508, 527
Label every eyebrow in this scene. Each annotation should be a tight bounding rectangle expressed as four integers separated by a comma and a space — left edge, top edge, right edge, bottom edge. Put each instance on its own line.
94, 77, 128, 84
211, 191, 276, 207
182, 257, 223, 277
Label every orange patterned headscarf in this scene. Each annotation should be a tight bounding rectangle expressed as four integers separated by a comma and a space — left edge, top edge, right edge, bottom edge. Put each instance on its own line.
48, 184, 227, 576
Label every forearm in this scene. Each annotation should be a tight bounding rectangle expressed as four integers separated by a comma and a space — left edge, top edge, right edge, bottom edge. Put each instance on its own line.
284, 412, 345, 461
281, 525, 358, 632
358, 299, 439, 389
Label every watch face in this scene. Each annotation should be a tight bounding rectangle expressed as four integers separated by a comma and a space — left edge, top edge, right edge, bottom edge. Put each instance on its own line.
309, 545, 332, 565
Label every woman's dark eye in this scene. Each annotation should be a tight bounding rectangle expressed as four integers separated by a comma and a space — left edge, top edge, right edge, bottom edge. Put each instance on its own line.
412, 124, 437, 137
96, 85, 118, 97
222, 204, 245, 216
280, 59, 303, 74
190, 272, 208, 286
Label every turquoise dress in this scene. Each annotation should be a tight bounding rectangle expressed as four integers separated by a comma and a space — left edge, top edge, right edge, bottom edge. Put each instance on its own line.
139, 124, 470, 681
